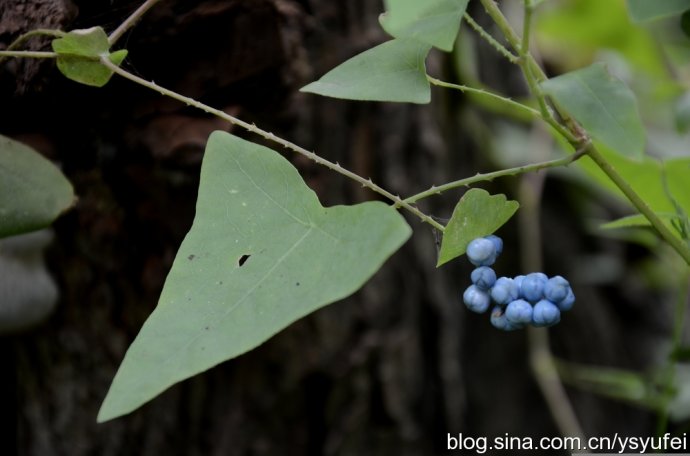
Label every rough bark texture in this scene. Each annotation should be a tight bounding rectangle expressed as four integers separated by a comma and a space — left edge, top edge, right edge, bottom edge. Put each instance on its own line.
1, 1, 671, 455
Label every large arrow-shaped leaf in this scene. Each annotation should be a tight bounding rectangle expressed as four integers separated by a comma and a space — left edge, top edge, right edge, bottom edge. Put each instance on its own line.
98, 131, 411, 421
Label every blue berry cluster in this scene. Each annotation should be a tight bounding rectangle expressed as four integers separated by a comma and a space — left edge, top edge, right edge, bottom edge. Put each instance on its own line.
462, 235, 575, 331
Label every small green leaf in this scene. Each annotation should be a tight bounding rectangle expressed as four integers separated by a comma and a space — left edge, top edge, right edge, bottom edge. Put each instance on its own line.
300, 38, 431, 104
52, 27, 127, 87
97, 132, 412, 422
541, 63, 645, 158
0, 135, 75, 238
437, 188, 519, 267
379, 0, 469, 52
627, 0, 690, 22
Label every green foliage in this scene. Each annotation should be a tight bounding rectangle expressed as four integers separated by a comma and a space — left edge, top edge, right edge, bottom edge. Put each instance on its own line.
0, 135, 75, 238
541, 63, 645, 158
437, 189, 519, 267
579, 148, 690, 238
300, 38, 431, 104
379, 0, 469, 51
51, 27, 127, 87
97, 132, 411, 421
627, 0, 690, 22
535, 0, 667, 78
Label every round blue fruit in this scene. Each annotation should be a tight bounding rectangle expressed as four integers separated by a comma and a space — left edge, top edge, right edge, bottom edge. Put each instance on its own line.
544, 275, 570, 303
466, 238, 497, 266
471, 266, 497, 291
532, 299, 561, 327
484, 235, 503, 255
521, 272, 548, 302
505, 299, 533, 324
490, 277, 519, 305
463, 285, 491, 313
491, 306, 523, 331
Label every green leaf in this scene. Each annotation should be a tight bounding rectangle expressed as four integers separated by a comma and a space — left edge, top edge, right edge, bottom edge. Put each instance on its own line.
98, 132, 412, 422
52, 27, 127, 87
541, 63, 645, 158
300, 39, 431, 104
379, 0, 469, 52
627, 0, 690, 22
437, 189, 519, 267
0, 135, 75, 238
52, 26, 110, 57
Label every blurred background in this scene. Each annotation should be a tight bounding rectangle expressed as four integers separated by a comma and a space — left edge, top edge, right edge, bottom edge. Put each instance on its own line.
1, 0, 690, 454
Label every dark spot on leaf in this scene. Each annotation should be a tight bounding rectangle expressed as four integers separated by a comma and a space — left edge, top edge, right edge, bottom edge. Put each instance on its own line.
188, 254, 195, 261
296, 282, 300, 286
238, 254, 251, 267
205, 326, 209, 330
219, 281, 223, 285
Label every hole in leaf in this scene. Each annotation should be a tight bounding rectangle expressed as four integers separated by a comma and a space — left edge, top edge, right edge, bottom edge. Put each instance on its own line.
238, 254, 251, 267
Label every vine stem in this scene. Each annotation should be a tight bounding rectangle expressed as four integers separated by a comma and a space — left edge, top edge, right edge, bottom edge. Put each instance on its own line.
427, 75, 574, 140
108, 0, 164, 46
100, 57, 445, 232
427, 75, 540, 117
403, 146, 587, 204
0, 50, 57, 59
462, 13, 518, 64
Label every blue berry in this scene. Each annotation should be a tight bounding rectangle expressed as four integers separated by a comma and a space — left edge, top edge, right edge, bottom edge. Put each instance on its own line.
532, 299, 561, 327
557, 288, 575, 311
484, 235, 503, 255
505, 299, 533, 324
466, 238, 497, 266
544, 275, 570, 303
471, 266, 497, 291
521, 272, 548, 302
490, 277, 519, 305
463, 285, 491, 313
490, 306, 523, 331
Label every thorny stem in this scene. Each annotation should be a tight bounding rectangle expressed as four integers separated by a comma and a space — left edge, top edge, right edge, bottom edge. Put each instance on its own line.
403, 146, 587, 204
427, 75, 541, 117
108, 0, 164, 46
0, 29, 65, 65
427, 75, 575, 141
462, 13, 518, 64
100, 57, 446, 232
0, 50, 58, 59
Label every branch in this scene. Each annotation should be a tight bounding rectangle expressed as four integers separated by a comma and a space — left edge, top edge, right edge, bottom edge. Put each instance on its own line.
100, 57, 445, 232
403, 146, 587, 204
108, 0, 164, 46
462, 13, 518, 64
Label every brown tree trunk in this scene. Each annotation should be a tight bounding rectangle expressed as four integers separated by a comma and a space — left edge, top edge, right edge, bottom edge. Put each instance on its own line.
1, 1, 665, 455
